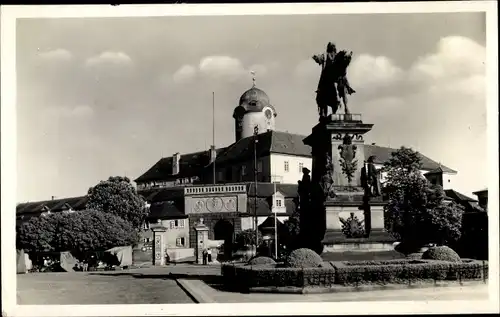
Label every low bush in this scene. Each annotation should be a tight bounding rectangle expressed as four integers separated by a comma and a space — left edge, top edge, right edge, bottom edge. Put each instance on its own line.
247, 256, 276, 266
285, 248, 323, 268
332, 260, 486, 286
422, 246, 461, 262
343, 259, 427, 266
221, 264, 335, 289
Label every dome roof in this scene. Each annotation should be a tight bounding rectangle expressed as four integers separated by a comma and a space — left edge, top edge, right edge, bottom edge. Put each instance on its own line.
238, 87, 270, 111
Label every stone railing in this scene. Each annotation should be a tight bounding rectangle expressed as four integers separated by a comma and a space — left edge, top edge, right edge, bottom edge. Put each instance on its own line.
330, 113, 362, 122
184, 184, 246, 195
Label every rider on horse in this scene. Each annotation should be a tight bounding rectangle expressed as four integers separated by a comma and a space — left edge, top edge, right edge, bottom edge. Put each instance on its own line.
313, 42, 356, 118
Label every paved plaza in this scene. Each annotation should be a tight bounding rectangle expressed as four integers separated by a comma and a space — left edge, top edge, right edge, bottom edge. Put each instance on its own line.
17, 268, 196, 305
17, 264, 488, 305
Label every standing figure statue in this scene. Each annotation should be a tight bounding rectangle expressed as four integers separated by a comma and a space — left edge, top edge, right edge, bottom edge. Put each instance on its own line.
313, 42, 356, 119
361, 155, 381, 197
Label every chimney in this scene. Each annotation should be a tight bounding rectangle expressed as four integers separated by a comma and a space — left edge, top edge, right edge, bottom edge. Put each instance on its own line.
210, 145, 217, 163
172, 152, 181, 175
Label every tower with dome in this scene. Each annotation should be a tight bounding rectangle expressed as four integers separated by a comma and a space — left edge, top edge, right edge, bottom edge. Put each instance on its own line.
233, 85, 277, 141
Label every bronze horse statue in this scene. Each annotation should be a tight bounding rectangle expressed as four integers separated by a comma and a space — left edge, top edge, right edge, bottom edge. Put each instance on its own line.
313, 43, 356, 119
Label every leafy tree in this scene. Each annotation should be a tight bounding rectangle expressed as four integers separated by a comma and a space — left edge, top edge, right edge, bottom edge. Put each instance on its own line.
17, 214, 58, 253
281, 216, 300, 250
234, 229, 262, 250
382, 147, 464, 251
17, 210, 139, 255
86, 176, 147, 229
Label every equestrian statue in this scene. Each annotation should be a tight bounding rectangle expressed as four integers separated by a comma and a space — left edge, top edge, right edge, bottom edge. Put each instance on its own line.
313, 42, 356, 119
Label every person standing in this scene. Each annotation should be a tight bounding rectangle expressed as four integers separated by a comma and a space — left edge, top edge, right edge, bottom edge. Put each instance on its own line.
207, 248, 212, 263
202, 249, 208, 265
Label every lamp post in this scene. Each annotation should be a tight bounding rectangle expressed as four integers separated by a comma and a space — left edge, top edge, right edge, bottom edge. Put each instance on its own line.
253, 125, 259, 248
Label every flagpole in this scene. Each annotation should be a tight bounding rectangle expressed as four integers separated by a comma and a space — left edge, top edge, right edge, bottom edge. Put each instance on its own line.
212, 91, 216, 185
274, 179, 278, 258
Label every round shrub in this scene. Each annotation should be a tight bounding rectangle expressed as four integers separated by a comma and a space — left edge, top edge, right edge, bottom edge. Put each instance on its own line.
285, 248, 323, 268
422, 246, 461, 262
248, 256, 276, 266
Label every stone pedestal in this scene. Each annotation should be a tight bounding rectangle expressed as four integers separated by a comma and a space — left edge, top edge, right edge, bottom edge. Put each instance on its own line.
370, 205, 385, 230
303, 114, 394, 249
194, 220, 209, 265
151, 226, 167, 266
325, 205, 365, 231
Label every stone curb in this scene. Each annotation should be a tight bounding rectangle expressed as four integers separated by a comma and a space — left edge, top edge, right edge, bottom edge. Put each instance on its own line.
176, 278, 216, 303
248, 280, 487, 294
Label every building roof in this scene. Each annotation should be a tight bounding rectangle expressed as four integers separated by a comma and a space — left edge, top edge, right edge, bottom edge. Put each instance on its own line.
16, 196, 89, 216
135, 131, 456, 183
423, 166, 448, 175
246, 182, 299, 198
444, 189, 477, 202
134, 148, 227, 183
473, 188, 488, 195
364, 144, 457, 174
246, 197, 296, 216
148, 200, 186, 219
258, 215, 284, 230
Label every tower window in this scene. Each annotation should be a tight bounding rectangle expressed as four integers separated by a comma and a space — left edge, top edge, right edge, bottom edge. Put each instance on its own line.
298, 162, 304, 173
284, 161, 289, 172
241, 165, 247, 176
257, 161, 263, 173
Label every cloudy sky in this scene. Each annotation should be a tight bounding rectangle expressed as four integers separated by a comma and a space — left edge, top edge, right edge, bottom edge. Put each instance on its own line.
16, 12, 487, 202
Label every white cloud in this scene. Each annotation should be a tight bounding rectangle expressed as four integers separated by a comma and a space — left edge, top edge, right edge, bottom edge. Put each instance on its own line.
199, 56, 246, 81
349, 54, 404, 90
410, 36, 485, 80
173, 64, 197, 84
37, 48, 73, 61
85, 51, 132, 67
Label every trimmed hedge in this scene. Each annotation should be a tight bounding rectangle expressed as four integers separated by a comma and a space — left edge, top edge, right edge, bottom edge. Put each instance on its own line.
285, 248, 323, 268
221, 259, 488, 290
333, 260, 486, 286
422, 246, 461, 262
221, 264, 335, 289
342, 259, 427, 266
248, 256, 276, 266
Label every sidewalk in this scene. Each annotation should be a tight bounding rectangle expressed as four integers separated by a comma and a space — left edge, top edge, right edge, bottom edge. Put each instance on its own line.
177, 279, 489, 303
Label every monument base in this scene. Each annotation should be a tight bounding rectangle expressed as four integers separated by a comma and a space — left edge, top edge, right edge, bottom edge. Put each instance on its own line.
323, 229, 396, 253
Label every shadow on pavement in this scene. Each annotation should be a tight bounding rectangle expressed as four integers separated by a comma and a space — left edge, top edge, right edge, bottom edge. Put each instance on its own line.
88, 271, 229, 292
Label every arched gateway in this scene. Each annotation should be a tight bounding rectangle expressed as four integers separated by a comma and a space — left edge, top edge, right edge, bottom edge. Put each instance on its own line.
214, 219, 234, 260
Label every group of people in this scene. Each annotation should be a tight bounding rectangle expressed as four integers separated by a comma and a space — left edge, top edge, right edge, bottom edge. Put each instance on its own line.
73, 260, 90, 271
202, 248, 212, 265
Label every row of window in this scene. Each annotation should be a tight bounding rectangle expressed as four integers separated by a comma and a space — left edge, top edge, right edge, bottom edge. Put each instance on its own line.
142, 237, 186, 247
239, 161, 305, 175
284, 161, 304, 173
143, 219, 185, 230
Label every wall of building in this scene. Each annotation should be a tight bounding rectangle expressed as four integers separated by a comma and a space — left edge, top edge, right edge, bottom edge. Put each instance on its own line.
376, 163, 456, 188
240, 111, 269, 139
140, 218, 190, 249
270, 154, 312, 184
